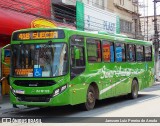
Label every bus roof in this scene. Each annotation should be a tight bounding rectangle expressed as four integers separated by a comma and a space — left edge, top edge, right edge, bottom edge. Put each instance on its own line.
12, 27, 152, 46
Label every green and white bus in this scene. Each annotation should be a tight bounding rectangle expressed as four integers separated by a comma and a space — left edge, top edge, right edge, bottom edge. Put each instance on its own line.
2, 27, 154, 110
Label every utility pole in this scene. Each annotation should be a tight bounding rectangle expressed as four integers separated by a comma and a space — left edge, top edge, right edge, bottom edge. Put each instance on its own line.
143, 0, 146, 40
146, 0, 148, 41
153, 0, 160, 81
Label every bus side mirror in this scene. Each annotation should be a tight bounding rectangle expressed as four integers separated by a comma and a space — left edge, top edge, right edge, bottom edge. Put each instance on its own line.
1, 44, 11, 67
74, 46, 80, 60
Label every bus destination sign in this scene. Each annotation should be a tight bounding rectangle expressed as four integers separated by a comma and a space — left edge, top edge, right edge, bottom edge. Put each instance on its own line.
13, 30, 65, 40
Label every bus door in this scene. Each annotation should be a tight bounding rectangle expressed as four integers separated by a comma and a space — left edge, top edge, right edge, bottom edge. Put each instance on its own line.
70, 35, 86, 104
70, 35, 85, 79
1, 44, 10, 95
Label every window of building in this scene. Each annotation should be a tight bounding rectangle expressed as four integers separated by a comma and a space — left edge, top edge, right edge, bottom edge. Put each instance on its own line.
51, 3, 76, 24
115, 43, 126, 62
126, 44, 136, 62
87, 39, 101, 62
120, 0, 124, 5
102, 40, 114, 62
145, 46, 152, 61
120, 19, 132, 33
96, 0, 99, 4
87, 0, 90, 4
92, 0, 105, 9
136, 45, 144, 61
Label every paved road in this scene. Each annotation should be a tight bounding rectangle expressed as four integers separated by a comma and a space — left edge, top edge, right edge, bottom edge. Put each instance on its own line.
0, 84, 160, 125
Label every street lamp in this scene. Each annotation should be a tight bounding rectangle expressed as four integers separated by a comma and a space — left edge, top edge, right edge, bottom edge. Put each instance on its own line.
153, 0, 160, 81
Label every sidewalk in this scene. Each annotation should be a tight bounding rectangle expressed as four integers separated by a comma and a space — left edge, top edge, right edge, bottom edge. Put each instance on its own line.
0, 95, 28, 114
0, 95, 13, 111
154, 81, 160, 85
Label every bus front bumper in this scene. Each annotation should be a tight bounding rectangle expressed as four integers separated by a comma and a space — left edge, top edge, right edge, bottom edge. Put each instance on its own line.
10, 89, 71, 107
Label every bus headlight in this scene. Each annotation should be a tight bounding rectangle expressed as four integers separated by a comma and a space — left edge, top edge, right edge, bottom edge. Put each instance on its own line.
54, 89, 60, 96
52, 84, 68, 97
10, 86, 16, 96
61, 84, 67, 92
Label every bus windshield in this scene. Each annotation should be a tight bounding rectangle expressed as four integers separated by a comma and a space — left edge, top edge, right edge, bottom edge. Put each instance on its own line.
11, 43, 68, 77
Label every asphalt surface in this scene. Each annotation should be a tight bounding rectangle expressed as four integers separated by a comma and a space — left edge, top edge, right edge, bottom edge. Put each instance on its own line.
0, 83, 160, 124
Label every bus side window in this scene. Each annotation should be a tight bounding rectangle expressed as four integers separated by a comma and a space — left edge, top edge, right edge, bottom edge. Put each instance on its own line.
87, 39, 102, 62
115, 42, 126, 62
102, 40, 114, 62
126, 44, 136, 62
145, 46, 152, 61
136, 45, 144, 62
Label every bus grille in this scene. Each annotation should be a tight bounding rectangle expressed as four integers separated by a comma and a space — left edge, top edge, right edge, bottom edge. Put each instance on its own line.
14, 80, 56, 87
16, 94, 51, 102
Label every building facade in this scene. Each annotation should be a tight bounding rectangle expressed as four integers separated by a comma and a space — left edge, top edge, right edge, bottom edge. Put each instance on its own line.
140, 15, 160, 41
108, 0, 142, 39
76, 0, 142, 39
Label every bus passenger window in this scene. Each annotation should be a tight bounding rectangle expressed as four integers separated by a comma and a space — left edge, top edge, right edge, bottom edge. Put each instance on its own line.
102, 40, 114, 62
145, 46, 152, 61
126, 44, 136, 62
115, 43, 126, 62
136, 45, 144, 62
87, 39, 101, 62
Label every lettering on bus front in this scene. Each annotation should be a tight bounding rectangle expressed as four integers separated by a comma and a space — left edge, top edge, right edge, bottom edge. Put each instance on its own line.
18, 32, 58, 40
13, 30, 65, 40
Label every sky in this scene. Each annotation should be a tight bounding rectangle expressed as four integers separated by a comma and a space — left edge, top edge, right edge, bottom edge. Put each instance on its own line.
139, 0, 160, 16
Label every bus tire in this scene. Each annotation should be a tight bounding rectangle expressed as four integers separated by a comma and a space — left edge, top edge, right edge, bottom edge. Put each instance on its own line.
129, 79, 139, 99
81, 85, 96, 111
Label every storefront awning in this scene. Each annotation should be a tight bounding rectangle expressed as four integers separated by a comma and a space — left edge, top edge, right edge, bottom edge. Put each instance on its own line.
0, 8, 35, 35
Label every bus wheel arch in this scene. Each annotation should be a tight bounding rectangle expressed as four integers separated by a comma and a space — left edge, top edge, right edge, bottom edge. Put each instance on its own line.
81, 82, 99, 111
129, 78, 139, 99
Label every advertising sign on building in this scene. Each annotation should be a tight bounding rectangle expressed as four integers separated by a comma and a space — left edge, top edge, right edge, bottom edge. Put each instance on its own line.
76, 1, 120, 34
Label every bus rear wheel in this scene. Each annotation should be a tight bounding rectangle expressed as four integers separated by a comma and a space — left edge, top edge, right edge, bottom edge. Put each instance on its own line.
129, 79, 139, 99
82, 85, 96, 111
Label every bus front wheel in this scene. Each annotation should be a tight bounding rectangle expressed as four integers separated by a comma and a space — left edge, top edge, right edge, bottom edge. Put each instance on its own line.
129, 79, 139, 99
82, 85, 96, 111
